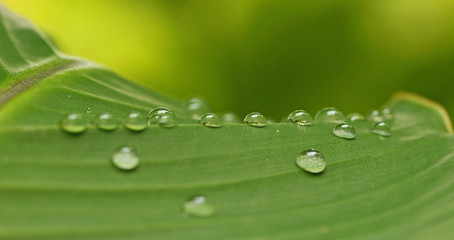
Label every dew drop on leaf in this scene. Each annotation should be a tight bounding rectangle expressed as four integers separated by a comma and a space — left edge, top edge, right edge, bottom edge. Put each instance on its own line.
296, 149, 326, 174
371, 122, 392, 137
60, 113, 87, 134
243, 112, 267, 128
333, 123, 356, 140
183, 195, 214, 218
95, 113, 118, 131
147, 107, 177, 128
346, 113, 365, 122
199, 113, 222, 128
368, 109, 384, 123
123, 112, 147, 132
221, 112, 241, 124
184, 98, 211, 120
314, 107, 345, 123
111, 146, 140, 171
287, 110, 313, 126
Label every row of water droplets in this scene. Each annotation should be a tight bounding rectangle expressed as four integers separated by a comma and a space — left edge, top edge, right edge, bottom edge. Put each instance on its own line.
60, 98, 395, 218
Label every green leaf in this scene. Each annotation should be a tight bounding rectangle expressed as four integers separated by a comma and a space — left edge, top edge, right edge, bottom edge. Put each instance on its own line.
1, 5, 454, 240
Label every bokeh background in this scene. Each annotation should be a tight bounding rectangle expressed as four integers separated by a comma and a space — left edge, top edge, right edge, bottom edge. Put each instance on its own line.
3, 0, 454, 120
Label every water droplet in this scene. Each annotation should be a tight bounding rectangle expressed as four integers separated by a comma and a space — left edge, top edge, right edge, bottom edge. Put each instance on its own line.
184, 98, 211, 120
60, 113, 87, 133
381, 108, 394, 124
199, 113, 222, 128
333, 123, 356, 140
315, 107, 345, 123
147, 107, 177, 128
243, 112, 267, 128
368, 110, 384, 122
86, 107, 92, 114
183, 195, 214, 218
371, 122, 391, 137
347, 113, 365, 122
296, 149, 326, 174
95, 113, 118, 131
123, 112, 147, 132
221, 112, 240, 124
111, 146, 140, 171
288, 110, 313, 126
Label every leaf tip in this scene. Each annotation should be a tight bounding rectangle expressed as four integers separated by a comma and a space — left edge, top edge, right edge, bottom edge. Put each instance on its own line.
389, 91, 453, 133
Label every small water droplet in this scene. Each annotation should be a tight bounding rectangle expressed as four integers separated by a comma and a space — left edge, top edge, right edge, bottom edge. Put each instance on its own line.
123, 112, 147, 132
333, 123, 356, 140
315, 107, 345, 123
296, 149, 326, 173
60, 113, 87, 133
185, 98, 211, 120
381, 108, 394, 124
147, 107, 177, 128
288, 110, 313, 126
111, 146, 140, 171
86, 107, 92, 114
371, 122, 391, 137
368, 110, 383, 122
221, 112, 240, 124
199, 113, 222, 128
243, 112, 267, 128
95, 113, 118, 131
347, 113, 365, 122
183, 195, 214, 218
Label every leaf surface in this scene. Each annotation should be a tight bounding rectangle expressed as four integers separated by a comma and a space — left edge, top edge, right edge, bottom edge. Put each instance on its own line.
1, 5, 454, 240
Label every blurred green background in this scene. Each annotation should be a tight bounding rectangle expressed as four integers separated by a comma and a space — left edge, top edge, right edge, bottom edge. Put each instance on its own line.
3, 0, 454, 120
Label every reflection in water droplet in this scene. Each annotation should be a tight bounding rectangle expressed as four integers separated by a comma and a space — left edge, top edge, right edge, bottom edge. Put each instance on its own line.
60, 113, 87, 133
199, 113, 222, 128
221, 112, 240, 124
184, 98, 211, 120
288, 110, 313, 126
95, 113, 118, 131
243, 112, 267, 128
315, 107, 345, 123
123, 112, 147, 132
371, 122, 391, 137
111, 146, 140, 171
296, 149, 326, 173
347, 113, 365, 122
333, 123, 356, 140
183, 195, 214, 218
147, 107, 177, 128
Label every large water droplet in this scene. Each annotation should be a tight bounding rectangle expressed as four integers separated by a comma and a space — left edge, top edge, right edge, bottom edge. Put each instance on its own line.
60, 113, 87, 133
183, 195, 214, 218
199, 113, 222, 128
243, 112, 267, 128
222, 112, 240, 124
333, 123, 356, 140
288, 110, 313, 126
111, 146, 140, 171
185, 98, 211, 120
123, 112, 147, 132
315, 107, 345, 123
296, 149, 326, 173
147, 107, 177, 128
95, 113, 118, 131
347, 113, 365, 122
371, 122, 391, 137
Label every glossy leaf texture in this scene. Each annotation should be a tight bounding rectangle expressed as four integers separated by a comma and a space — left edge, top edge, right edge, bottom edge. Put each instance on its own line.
1, 5, 454, 240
